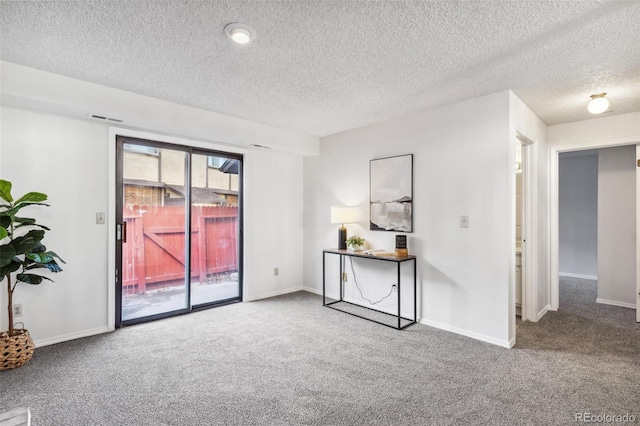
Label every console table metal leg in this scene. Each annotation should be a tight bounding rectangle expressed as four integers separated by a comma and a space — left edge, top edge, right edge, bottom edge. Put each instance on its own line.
413, 259, 417, 323
322, 251, 326, 306
339, 255, 344, 301
397, 262, 401, 330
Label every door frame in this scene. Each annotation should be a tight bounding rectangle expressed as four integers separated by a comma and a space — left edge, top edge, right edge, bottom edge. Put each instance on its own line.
548, 136, 639, 312
108, 127, 246, 330
515, 132, 537, 324
516, 132, 534, 323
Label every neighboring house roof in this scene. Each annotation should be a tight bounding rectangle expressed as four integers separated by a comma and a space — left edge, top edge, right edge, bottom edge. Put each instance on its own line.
165, 185, 229, 205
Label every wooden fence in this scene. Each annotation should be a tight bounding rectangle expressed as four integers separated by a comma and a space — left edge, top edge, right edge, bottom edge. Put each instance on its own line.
122, 205, 238, 294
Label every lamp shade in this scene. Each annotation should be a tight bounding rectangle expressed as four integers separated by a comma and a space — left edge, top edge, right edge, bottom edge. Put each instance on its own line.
330, 206, 358, 224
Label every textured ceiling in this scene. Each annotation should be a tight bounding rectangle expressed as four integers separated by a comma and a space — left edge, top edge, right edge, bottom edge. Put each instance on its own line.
1, 0, 639, 137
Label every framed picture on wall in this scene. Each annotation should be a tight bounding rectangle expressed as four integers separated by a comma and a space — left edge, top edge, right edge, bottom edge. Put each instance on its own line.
370, 154, 413, 232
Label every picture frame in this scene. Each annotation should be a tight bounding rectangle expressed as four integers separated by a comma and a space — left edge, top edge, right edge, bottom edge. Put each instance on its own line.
369, 154, 413, 232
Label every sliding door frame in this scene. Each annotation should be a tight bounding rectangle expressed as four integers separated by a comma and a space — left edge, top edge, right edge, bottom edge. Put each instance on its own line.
114, 135, 243, 328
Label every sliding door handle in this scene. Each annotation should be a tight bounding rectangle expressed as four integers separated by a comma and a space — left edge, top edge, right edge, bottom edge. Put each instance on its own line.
117, 222, 128, 243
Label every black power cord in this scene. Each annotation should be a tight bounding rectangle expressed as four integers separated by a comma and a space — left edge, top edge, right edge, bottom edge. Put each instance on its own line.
348, 256, 395, 305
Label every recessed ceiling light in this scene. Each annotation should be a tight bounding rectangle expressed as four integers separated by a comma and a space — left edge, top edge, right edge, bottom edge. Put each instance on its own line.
224, 23, 255, 45
587, 93, 609, 115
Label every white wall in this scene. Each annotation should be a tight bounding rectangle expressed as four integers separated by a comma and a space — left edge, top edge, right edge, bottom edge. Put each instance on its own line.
508, 92, 550, 329
243, 148, 304, 302
1, 61, 319, 157
1, 67, 310, 345
1, 108, 111, 343
559, 152, 598, 278
548, 112, 640, 148
597, 146, 636, 308
304, 91, 515, 347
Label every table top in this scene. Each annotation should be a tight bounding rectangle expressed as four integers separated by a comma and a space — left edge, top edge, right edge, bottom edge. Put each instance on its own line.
323, 248, 416, 262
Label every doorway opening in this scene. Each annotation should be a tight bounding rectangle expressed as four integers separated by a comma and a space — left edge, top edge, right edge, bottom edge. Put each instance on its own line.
550, 139, 639, 324
115, 136, 243, 327
557, 145, 637, 319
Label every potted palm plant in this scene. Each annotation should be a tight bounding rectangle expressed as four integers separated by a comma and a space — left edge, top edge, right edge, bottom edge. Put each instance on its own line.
0, 179, 64, 370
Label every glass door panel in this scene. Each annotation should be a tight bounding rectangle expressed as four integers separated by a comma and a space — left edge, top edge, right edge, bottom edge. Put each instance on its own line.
119, 142, 189, 322
190, 152, 241, 306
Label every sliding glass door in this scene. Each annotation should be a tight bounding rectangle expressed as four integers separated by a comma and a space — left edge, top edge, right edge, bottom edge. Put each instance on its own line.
115, 137, 242, 326
190, 151, 241, 306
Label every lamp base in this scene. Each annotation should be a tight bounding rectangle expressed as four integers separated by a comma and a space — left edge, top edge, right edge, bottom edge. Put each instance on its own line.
338, 226, 347, 250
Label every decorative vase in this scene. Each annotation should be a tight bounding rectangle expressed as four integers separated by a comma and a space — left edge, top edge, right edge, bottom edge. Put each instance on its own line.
348, 245, 364, 252
0, 329, 35, 371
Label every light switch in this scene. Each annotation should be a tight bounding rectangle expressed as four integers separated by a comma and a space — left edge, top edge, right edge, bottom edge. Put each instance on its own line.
96, 212, 106, 225
460, 215, 469, 228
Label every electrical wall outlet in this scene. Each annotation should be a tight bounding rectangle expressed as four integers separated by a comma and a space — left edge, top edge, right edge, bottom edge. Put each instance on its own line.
342, 272, 348, 282
274, 267, 279, 276
13, 304, 23, 317
460, 215, 469, 228
96, 212, 106, 225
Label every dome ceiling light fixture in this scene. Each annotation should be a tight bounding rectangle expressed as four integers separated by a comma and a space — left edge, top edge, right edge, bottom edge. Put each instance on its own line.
224, 23, 255, 45
587, 92, 609, 115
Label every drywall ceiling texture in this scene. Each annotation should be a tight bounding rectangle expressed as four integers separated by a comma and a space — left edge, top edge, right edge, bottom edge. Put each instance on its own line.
1, 1, 640, 137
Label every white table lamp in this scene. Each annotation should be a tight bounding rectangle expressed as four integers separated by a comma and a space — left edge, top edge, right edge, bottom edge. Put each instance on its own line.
331, 206, 358, 249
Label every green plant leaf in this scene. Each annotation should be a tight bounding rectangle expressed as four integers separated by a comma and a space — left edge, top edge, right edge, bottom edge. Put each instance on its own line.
31, 242, 46, 253
10, 229, 45, 254
26, 251, 65, 265
0, 244, 16, 267
0, 202, 49, 218
45, 261, 63, 273
0, 180, 13, 203
15, 222, 50, 231
25, 263, 50, 271
0, 260, 21, 277
16, 273, 53, 285
0, 216, 11, 229
14, 217, 36, 225
14, 192, 47, 205
0, 227, 7, 240
47, 251, 66, 264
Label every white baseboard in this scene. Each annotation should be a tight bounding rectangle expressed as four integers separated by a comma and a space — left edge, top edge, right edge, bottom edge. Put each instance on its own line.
34, 326, 112, 348
596, 298, 636, 309
303, 286, 340, 300
536, 304, 550, 321
559, 272, 598, 280
302, 286, 322, 296
244, 285, 304, 302
419, 318, 511, 349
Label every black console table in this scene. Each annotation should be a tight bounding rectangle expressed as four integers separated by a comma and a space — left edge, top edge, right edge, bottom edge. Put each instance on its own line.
322, 249, 417, 330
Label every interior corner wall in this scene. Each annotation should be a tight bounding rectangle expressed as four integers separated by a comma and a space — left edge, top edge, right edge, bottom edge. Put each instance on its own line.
508, 91, 549, 327
0, 104, 305, 346
597, 145, 636, 307
303, 91, 513, 347
558, 153, 598, 278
